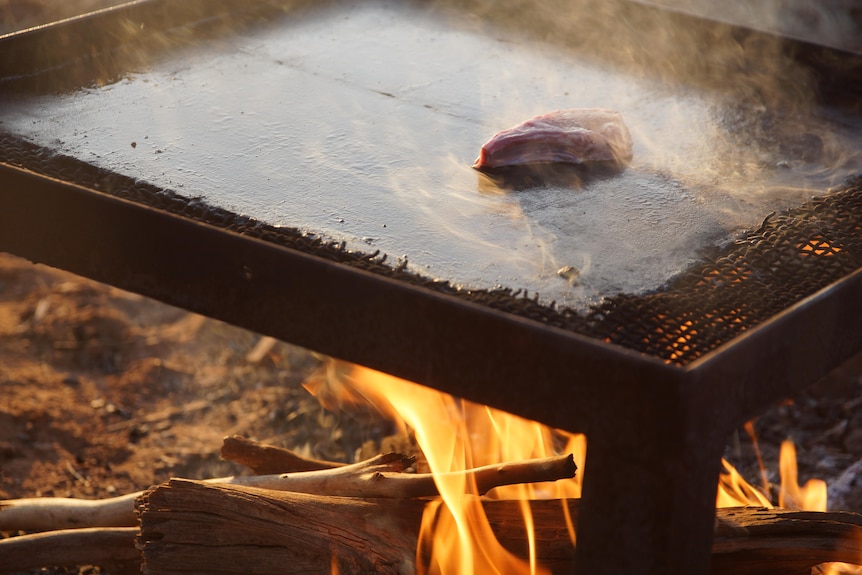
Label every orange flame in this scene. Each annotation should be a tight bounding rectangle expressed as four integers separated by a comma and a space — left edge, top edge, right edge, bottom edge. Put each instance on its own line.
716, 458, 773, 508
305, 360, 585, 574
819, 565, 862, 575
716, 432, 862, 574
716, 435, 827, 512
306, 359, 845, 571
778, 439, 827, 512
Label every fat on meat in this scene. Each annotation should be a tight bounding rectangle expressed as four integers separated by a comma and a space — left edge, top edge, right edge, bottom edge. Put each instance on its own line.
473, 108, 633, 170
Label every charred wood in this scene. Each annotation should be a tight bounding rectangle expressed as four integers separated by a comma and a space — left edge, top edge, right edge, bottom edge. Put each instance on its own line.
135, 480, 862, 575
3, 488, 862, 574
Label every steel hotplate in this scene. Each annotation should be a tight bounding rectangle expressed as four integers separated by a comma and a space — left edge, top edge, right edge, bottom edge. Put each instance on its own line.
1, 2, 861, 574
2, 0, 860, 310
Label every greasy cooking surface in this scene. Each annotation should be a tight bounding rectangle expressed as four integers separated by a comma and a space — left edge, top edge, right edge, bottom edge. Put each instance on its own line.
2, 0, 861, 308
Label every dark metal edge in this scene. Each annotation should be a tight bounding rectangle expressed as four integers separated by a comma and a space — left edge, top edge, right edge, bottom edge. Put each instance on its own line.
685, 266, 862, 433
0, 0, 318, 91
0, 162, 685, 434
1, 0, 859, 106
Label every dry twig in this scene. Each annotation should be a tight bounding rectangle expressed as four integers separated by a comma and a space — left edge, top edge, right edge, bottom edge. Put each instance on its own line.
0, 526, 139, 575
0, 449, 575, 532
221, 434, 344, 473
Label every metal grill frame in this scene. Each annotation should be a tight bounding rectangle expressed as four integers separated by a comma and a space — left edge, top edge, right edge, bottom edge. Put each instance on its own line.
1, 2, 862, 574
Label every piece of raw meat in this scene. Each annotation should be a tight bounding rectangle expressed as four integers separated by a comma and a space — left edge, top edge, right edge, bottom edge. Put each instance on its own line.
473, 108, 633, 170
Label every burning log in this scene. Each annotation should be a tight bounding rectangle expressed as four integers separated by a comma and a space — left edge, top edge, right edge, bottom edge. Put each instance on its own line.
0, 450, 575, 574
137, 480, 423, 575
3, 438, 862, 574
4, 489, 862, 575
135, 480, 862, 575
0, 449, 575, 533
711, 507, 862, 575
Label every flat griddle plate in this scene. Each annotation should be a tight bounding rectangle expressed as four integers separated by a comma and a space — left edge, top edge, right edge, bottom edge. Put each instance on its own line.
1, 0, 860, 309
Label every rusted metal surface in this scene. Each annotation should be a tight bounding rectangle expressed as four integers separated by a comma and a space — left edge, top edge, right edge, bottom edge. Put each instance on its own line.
1, 2, 862, 574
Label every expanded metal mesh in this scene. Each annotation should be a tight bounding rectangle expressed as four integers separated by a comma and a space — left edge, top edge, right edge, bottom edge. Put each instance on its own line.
3, 135, 861, 365
584, 182, 862, 363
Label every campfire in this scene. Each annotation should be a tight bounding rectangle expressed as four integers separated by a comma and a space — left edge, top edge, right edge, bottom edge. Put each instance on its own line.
302, 360, 586, 574
2, 357, 862, 574
1, 0, 862, 574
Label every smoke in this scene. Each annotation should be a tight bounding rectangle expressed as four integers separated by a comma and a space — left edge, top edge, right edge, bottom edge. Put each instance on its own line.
436, 0, 821, 110
3, 0, 859, 308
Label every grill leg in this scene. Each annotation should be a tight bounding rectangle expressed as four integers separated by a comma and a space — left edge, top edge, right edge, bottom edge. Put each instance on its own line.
572, 429, 724, 574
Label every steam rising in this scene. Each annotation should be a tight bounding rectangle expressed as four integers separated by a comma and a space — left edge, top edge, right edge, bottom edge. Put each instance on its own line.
2, 0, 859, 308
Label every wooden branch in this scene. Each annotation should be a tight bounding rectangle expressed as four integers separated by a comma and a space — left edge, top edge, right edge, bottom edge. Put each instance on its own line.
135, 479, 458, 575
3, 488, 862, 574
221, 435, 344, 474
0, 492, 140, 532
136, 480, 862, 575
220, 437, 578, 496
0, 453, 575, 532
3, 434, 858, 575
218, 453, 577, 499
711, 507, 862, 575
0, 527, 140, 575
0, 437, 350, 531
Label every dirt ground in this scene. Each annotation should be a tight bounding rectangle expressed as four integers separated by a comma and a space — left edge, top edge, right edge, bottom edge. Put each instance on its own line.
1, 250, 862, 572
0, 251, 388, 504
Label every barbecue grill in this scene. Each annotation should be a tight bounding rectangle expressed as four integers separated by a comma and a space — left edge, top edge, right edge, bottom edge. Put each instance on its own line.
1, 1, 861, 573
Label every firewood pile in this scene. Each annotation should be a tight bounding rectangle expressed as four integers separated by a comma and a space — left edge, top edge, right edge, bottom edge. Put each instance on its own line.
1, 252, 861, 573
1, 435, 861, 575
